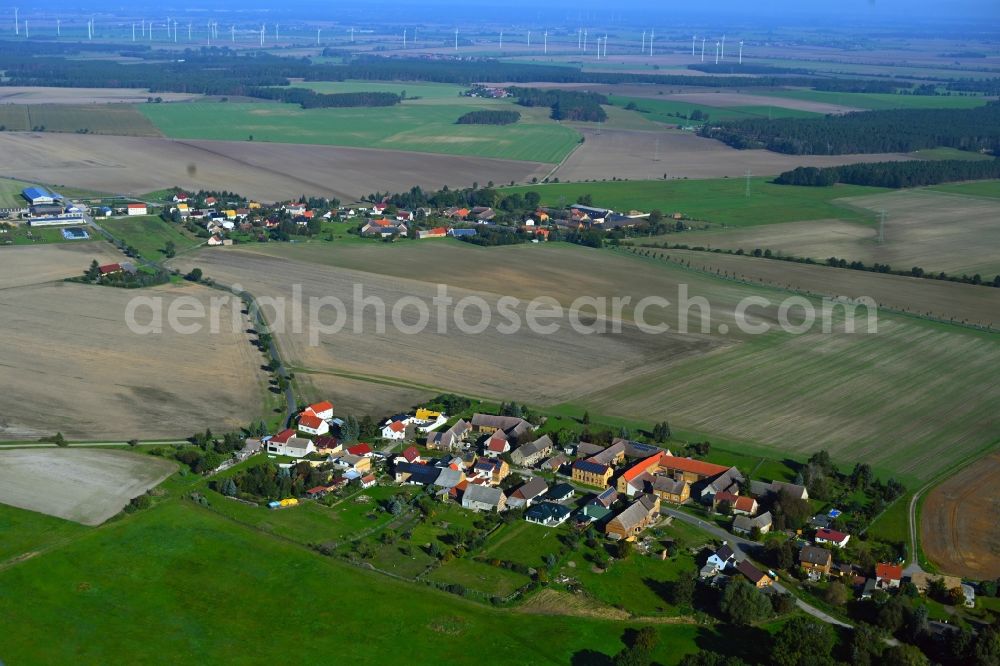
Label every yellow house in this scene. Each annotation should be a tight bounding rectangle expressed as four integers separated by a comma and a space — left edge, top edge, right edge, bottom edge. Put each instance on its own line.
572, 460, 614, 488
176, 202, 189, 213
224, 209, 237, 220
248, 201, 262, 210
414, 408, 441, 421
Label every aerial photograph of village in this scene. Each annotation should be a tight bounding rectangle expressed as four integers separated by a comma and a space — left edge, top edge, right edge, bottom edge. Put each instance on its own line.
0, 0, 998, 663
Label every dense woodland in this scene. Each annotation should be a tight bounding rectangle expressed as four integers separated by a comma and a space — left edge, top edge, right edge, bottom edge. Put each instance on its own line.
508, 87, 608, 122
774, 158, 1000, 188
455, 110, 520, 125
246, 87, 401, 108
701, 102, 1000, 154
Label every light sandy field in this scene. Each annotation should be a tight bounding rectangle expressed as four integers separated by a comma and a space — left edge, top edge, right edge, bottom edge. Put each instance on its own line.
551, 129, 914, 182
0, 449, 176, 525
0, 243, 123, 289
0, 133, 551, 202
175, 242, 1000, 482
638, 248, 1000, 328
0, 87, 201, 104
170, 246, 725, 412
0, 279, 266, 441
922, 451, 1000, 579
670, 190, 1000, 277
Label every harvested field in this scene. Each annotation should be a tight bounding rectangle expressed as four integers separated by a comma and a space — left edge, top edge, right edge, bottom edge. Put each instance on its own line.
0, 280, 265, 441
295, 371, 434, 419
0, 104, 162, 136
660, 91, 861, 114
0, 449, 175, 525
637, 248, 1000, 328
176, 242, 1000, 482
170, 245, 724, 413
669, 189, 1000, 276
0, 87, 200, 104
0, 133, 550, 202
922, 451, 1000, 579
0, 243, 122, 289
551, 129, 913, 182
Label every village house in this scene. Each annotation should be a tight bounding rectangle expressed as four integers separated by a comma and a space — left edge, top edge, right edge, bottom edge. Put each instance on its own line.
346, 443, 373, 458
126, 203, 148, 216
394, 446, 421, 466
507, 477, 549, 509
313, 436, 341, 455
381, 419, 408, 441
332, 454, 371, 475
265, 430, 316, 458
572, 459, 614, 488
525, 502, 572, 527
395, 461, 440, 485
541, 454, 568, 473
605, 494, 660, 540
815, 528, 851, 548
545, 483, 575, 503
416, 227, 448, 239
510, 435, 553, 467
736, 560, 773, 588
484, 430, 511, 458
750, 479, 810, 501
733, 512, 773, 536
799, 545, 833, 577
875, 563, 903, 589
360, 474, 377, 489
470, 413, 533, 439
703, 543, 737, 578
297, 412, 329, 436
713, 491, 758, 516
471, 458, 509, 485
426, 419, 471, 451
462, 484, 506, 513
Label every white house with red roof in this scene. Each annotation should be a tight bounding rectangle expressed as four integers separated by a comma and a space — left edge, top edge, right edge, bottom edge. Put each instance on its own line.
126, 203, 148, 216
815, 528, 851, 548
394, 446, 421, 465
484, 431, 510, 458
297, 412, 329, 436
381, 419, 407, 440
346, 443, 373, 457
265, 429, 316, 458
172, 192, 189, 203
304, 401, 334, 420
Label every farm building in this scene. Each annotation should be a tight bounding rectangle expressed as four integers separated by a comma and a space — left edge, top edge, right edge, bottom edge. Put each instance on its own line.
507, 477, 549, 509
510, 435, 553, 467
605, 494, 660, 540
126, 203, 148, 216
462, 484, 506, 512
22, 186, 61, 205
733, 512, 773, 536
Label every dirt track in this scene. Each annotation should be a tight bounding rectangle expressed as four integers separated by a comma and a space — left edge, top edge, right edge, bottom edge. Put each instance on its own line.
0, 449, 176, 525
551, 129, 914, 181
0, 87, 201, 104
0, 132, 551, 202
922, 451, 1000, 579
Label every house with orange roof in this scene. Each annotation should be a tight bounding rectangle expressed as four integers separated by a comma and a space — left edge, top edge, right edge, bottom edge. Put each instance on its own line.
297, 412, 329, 436
304, 401, 334, 420
416, 227, 448, 239
875, 562, 903, 589
381, 419, 408, 441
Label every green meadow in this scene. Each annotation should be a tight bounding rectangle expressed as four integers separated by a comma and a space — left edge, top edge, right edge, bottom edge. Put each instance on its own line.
609, 95, 822, 124
506, 177, 887, 226
928, 179, 1000, 199
0, 497, 713, 665
100, 215, 204, 261
138, 95, 581, 163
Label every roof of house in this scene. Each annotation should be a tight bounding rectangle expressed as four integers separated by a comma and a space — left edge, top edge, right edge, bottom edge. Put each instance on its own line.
471, 413, 530, 432
592, 487, 618, 508
799, 545, 833, 566
283, 436, 313, 450
736, 559, 769, 585
473, 458, 502, 473
512, 477, 549, 501
397, 462, 440, 485
622, 453, 664, 483
98, 263, 122, 274
543, 454, 568, 470
734, 512, 772, 533
434, 468, 464, 488
816, 528, 849, 543
716, 544, 736, 562
658, 455, 731, 478
270, 428, 296, 444
515, 435, 553, 458
573, 459, 611, 475
307, 400, 333, 414
546, 483, 575, 499
526, 502, 572, 523
609, 494, 658, 531
127, 202, 147, 209
298, 413, 325, 430
400, 446, 420, 463
386, 420, 406, 433
313, 436, 339, 449
463, 484, 504, 506
487, 433, 509, 452
361, 473, 376, 484
347, 443, 372, 456
590, 440, 628, 465
576, 442, 606, 457
652, 476, 688, 495
876, 563, 903, 580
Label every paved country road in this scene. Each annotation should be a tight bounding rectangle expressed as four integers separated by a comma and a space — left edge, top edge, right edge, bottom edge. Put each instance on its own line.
663, 508, 854, 630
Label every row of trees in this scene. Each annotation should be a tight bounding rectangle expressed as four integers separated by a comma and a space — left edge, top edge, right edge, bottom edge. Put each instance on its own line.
774, 158, 1000, 188
246, 87, 401, 109
508, 87, 608, 122
455, 110, 520, 125
701, 102, 1000, 155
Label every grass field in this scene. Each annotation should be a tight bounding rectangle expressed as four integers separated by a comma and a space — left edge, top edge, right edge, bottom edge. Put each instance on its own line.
100, 215, 204, 261
0, 104, 161, 136
292, 80, 468, 100
758, 89, 994, 111
506, 178, 887, 227
0, 177, 34, 208
0, 497, 709, 664
929, 179, 1000, 198
139, 96, 580, 163
0, 503, 88, 566
610, 95, 822, 125
911, 147, 995, 161
426, 557, 533, 597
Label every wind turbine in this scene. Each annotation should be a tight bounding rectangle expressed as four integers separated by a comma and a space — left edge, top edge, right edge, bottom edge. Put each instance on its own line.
188, 23, 192, 41
692, 35, 696, 56
641, 30, 645, 54
499, 30, 502, 52
715, 41, 720, 65
23, 19, 26, 38
603, 34, 607, 58
544, 30, 548, 55
583, 29, 587, 52
14, 7, 18, 36
701, 37, 706, 62
260, 25, 265, 47
577, 28, 581, 50
316, 28, 321, 46
721, 34, 726, 61
350, 27, 354, 43
132, 23, 136, 41
403, 28, 406, 49
275, 23, 279, 42
649, 29, 654, 57
56, 18, 60, 37
739, 40, 744, 64
454, 28, 458, 51
174, 20, 178, 43
527, 30, 530, 48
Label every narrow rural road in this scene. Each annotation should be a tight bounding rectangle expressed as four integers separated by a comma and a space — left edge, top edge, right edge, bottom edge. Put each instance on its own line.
0, 440, 188, 449
905, 488, 928, 577
663, 508, 854, 630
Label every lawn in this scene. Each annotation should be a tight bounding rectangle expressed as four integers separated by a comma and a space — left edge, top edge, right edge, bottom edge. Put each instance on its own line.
0, 496, 715, 665
865, 494, 910, 547
482, 521, 570, 569
928, 179, 1000, 199
609, 95, 822, 125
759, 89, 994, 111
505, 178, 887, 227
426, 557, 532, 597
138, 99, 581, 163
99, 215, 203, 261
0, 503, 89, 565
292, 80, 468, 100
0, 223, 100, 246
0, 104, 161, 136
0, 177, 35, 208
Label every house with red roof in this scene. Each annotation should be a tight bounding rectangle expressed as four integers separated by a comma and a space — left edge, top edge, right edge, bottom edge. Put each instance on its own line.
394, 446, 421, 465
416, 227, 448, 239
98, 263, 123, 276
815, 528, 851, 548
360, 473, 377, 489
875, 562, 903, 589
713, 491, 758, 516
172, 192, 189, 203
126, 203, 148, 216
346, 443, 373, 457
304, 401, 334, 420
297, 412, 329, 436
381, 419, 408, 441
484, 431, 510, 458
